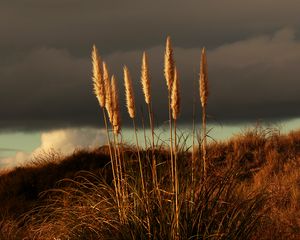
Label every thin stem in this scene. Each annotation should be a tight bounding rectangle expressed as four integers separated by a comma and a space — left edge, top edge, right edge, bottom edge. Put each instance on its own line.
112, 131, 123, 223
168, 93, 175, 193
132, 117, 151, 238
174, 119, 179, 238
148, 103, 157, 187
102, 108, 121, 214
191, 67, 196, 208
132, 118, 146, 196
140, 106, 148, 149
202, 105, 207, 180
148, 103, 155, 152
115, 133, 128, 223
119, 134, 128, 201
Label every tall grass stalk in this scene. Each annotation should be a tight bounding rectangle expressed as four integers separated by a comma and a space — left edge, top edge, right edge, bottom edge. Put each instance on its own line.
91, 46, 120, 212
123, 66, 150, 236
140, 107, 148, 149
171, 67, 180, 238
111, 75, 128, 222
164, 36, 175, 193
141, 51, 158, 193
199, 47, 208, 179
102, 62, 123, 218
123, 66, 145, 194
191, 67, 197, 207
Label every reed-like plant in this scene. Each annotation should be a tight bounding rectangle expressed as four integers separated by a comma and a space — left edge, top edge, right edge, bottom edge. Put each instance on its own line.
92, 46, 119, 208
191, 67, 197, 207
103, 62, 113, 123
111, 75, 127, 223
101, 61, 124, 220
171, 66, 180, 238
111, 75, 121, 136
123, 65, 144, 190
199, 47, 209, 179
164, 36, 175, 193
123, 65, 151, 237
140, 51, 158, 192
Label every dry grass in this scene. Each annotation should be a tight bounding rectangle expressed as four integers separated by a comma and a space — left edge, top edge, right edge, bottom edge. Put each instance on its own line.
103, 61, 113, 123
164, 36, 175, 91
141, 51, 151, 105
199, 47, 209, 179
0, 129, 299, 239
199, 48, 208, 108
123, 65, 135, 119
171, 67, 180, 121
92, 45, 105, 108
111, 75, 121, 135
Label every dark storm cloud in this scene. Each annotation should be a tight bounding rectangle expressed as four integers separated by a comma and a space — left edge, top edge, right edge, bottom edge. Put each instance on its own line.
1, 0, 300, 57
0, 0, 300, 130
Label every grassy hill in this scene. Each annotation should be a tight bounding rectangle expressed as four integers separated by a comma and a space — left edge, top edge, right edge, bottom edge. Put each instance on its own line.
0, 128, 299, 239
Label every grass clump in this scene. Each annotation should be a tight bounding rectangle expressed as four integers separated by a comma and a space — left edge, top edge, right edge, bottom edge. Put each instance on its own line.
0, 129, 300, 239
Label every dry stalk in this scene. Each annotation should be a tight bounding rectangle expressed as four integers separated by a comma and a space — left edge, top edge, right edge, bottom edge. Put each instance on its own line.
123, 66, 135, 118
171, 67, 180, 122
199, 47, 208, 179
141, 51, 158, 192
111, 75, 121, 135
164, 36, 175, 194
164, 36, 175, 91
191, 67, 197, 208
103, 66, 124, 222
141, 52, 151, 105
103, 62, 113, 123
111, 75, 126, 210
123, 65, 150, 236
92, 45, 105, 108
91, 48, 121, 219
171, 66, 180, 238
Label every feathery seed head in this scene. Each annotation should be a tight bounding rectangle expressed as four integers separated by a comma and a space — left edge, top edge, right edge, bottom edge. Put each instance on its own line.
103, 62, 113, 122
199, 47, 208, 108
123, 66, 135, 118
111, 75, 121, 134
141, 51, 151, 104
171, 67, 180, 120
91, 45, 105, 108
164, 36, 175, 92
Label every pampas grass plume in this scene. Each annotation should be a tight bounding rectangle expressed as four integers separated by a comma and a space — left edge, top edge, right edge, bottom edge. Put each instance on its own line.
92, 45, 105, 108
171, 67, 180, 120
141, 52, 151, 104
200, 48, 208, 107
103, 62, 113, 123
164, 36, 175, 91
111, 75, 121, 134
123, 66, 135, 118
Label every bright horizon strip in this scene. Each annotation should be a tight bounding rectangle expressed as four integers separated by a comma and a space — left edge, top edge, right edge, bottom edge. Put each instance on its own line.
115, 117, 300, 146
0, 117, 299, 167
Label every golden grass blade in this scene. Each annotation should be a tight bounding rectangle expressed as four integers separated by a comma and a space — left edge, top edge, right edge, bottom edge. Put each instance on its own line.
164, 36, 175, 198
200, 48, 208, 108
199, 47, 208, 179
141, 52, 151, 105
92, 45, 105, 108
164, 36, 175, 91
171, 67, 180, 120
111, 75, 121, 135
103, 62, 113, 123
123, 66, 135, 119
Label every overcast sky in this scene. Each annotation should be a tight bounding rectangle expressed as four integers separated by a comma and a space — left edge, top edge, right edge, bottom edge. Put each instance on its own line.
1, 0, 300, 132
